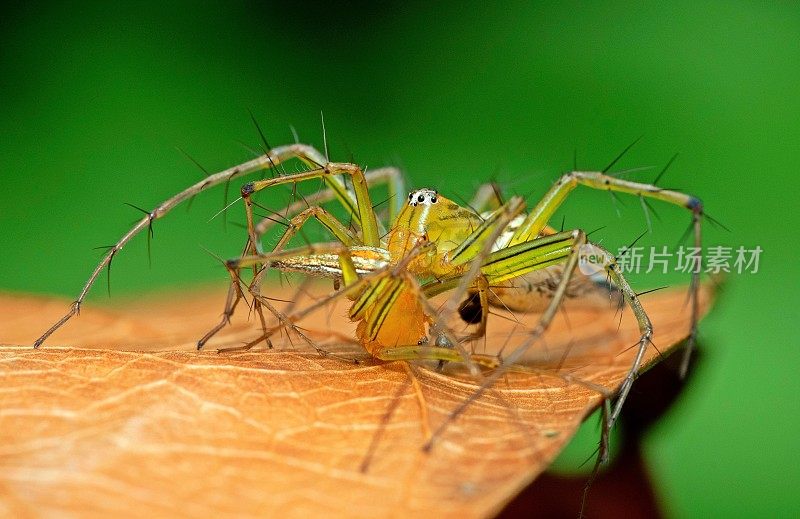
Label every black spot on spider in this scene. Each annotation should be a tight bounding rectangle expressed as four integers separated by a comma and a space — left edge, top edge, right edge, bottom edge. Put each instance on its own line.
458, 293, 483, 325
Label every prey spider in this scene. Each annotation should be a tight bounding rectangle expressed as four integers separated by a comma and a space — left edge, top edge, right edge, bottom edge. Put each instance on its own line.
34, 141, 703, 444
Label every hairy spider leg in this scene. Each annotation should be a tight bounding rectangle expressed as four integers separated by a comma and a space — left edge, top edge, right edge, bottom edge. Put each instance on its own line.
201, 165, 406, 348
232, 159, 385, 349
33, 143, 357, 348
242, 162, 381, 253
199, 166, 407, 349
423, 231, 654, 456
252, 167, 406, 242
218, 241, 430, 353
507, 170, 702, 376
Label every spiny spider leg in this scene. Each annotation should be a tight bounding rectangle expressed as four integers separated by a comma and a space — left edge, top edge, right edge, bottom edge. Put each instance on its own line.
252, 166, 406, 241
34, 143, 353, 348
220, 241, 447, 353
423, 230, 654, 451
200, 168, 395, 348
199, 166, 406, 349
507, 170, 702, 376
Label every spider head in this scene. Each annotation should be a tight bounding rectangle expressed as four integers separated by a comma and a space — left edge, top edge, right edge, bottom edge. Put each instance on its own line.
407, 189, 438, 207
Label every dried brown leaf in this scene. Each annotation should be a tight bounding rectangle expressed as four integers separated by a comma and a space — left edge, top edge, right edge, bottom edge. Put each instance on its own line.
0, 285, 711, 518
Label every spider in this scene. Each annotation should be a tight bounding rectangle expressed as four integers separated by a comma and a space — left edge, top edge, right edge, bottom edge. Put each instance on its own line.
34, 141, 703, 438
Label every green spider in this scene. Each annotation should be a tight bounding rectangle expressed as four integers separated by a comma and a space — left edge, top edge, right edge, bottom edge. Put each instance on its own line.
35, 141, 703, 441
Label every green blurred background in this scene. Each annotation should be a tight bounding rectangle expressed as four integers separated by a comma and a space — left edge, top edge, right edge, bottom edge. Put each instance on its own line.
1, 1, 798, 516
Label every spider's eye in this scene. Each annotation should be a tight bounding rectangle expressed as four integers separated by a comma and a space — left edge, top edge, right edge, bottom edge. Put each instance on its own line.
417, 194, 425, 203
408, 193, 413, 200
431, 196, 437, 203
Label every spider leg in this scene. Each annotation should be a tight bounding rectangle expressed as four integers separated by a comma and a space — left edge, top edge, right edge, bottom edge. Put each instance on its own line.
198, 203, 369, 349
272, 206, 358, 251
33, 143, 341, 348
507, 170, 702, 376
225, 163, 384, 349
252, 166, 407, 244
488, 234, 654, 433
209, 166, 406, 349
197, 264, 247, 349
242, 162, 382, 252
468, 181, 506, 213
423, 229, 655, 450
221, 242, 429, 353
216, 243, 368, 354
225, 237, 476, 374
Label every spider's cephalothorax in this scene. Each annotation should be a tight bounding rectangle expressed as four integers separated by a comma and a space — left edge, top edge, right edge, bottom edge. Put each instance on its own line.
388, 189, 482, 277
